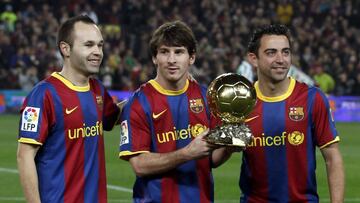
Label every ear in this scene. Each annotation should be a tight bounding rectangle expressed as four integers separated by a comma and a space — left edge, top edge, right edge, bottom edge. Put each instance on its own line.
247, 52, 258, 68
152, 56, 158, 66
59, 41, 71, 57
189, 54, 196, 65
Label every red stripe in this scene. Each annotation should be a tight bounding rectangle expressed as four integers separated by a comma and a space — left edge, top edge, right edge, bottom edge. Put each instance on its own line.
129, 99, 150, 151
59, 87, 85, 203
285, 83, 308, 201
187, 83, 212, 203
246, 101, 269, 201
38, 90, 56, 143
144, 86, 181, 202
90, 81, 107, 202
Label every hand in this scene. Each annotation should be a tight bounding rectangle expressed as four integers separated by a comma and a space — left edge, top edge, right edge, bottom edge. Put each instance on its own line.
117, 99, 128, 113
225, 146, 245, 153
184, 129, 220, 160
188, 74, 197, 83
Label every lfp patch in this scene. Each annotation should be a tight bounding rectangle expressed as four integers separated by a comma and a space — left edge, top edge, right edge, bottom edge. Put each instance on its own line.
21, 107, 40, 132
120, 120, 129, 146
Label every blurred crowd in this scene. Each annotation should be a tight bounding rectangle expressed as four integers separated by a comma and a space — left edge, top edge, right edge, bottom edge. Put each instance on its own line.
1, 0, 360, 95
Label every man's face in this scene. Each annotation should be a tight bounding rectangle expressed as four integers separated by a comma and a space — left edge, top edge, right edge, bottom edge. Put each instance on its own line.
249, 35, 291, 83
152, 45, 195, 84
69, 22, 104, 76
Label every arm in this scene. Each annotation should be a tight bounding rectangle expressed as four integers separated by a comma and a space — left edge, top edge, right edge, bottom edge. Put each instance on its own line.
17, 143, 41, 203
212, 146, 244, 168
117, 99, 127, 113
320, 143, 344, 203
128, 129, 218, 177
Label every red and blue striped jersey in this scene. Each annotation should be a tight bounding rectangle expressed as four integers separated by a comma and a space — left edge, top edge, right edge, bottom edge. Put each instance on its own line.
240, 78, 339, 202
119, 79, 218, 203
18, 72, 120, 203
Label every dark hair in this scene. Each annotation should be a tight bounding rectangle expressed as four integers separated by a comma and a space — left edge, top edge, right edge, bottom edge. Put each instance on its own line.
57, 15, 96, 57
149, 21, 197, 57
248, 24, 291, 56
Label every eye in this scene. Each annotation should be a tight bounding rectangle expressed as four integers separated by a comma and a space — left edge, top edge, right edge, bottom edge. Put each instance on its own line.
175, 49, 185, 55
265, 51, 276, 57
283, 49, 291, 56
85, 43, 93, 47
159, 49, 168, 54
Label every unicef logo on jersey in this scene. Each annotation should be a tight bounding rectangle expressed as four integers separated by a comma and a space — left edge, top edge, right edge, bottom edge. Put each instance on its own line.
21, 107, 40, 132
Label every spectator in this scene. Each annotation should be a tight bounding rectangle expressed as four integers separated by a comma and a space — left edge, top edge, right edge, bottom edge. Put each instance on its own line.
313, 64, 335, 94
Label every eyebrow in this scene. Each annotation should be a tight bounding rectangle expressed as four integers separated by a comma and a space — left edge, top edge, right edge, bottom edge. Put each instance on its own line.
264, 47, 291, 52
83, 40, 104, 44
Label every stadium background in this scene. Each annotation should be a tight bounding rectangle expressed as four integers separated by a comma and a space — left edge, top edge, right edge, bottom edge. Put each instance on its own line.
0, 0, 359, 202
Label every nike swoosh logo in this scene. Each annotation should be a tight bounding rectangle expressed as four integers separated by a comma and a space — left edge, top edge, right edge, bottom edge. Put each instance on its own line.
245, 115, 259, 123
65, 106, 78, 115
152, 109, 167, 119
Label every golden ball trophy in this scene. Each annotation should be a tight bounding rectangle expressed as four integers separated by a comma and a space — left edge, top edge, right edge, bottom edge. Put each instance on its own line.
206, 73, 256, 147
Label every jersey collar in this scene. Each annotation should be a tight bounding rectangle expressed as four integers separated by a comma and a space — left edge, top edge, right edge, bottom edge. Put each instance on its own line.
255, 77, 295, 102
52, 72, 90, 92
149, 79, 189, 95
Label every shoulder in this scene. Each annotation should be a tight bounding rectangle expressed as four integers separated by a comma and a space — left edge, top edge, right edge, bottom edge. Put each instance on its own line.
188, 80, 207, 93
26, 78, 54, 98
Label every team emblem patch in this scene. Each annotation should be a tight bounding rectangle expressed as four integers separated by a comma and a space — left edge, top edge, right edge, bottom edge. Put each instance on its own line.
289, 107, 304, 121
120, 120, 129, 146
288, 131, 304, 146
189, 99, 204, 113
191, 124, 207, 137
21, 107, 40, 132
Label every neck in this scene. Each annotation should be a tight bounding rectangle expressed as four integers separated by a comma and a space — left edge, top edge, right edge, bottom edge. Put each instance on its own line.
154, 75, 188, 91
60, 65, 89, 87
257, 77, 290, 97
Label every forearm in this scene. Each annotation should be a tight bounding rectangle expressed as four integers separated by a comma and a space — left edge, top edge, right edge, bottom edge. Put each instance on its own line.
321, 144, 345, 203
129, 148, 191, 177
325, 155, 345, 203
17, 144, 41, 203
211, 147, 232, 168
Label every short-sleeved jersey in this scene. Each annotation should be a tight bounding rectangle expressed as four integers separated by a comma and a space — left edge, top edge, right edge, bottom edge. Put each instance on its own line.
18, 72, 119, 203
240, 78, 339, 203
119, 79, 218, 203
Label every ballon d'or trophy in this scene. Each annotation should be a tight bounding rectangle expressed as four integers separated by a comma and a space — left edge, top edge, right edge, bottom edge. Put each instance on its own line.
206, 73, 256, 147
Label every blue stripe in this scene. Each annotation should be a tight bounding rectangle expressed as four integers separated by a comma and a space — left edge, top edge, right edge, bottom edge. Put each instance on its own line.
36, 83, 66, 202
306, 88, 320, 201
167, 94, 200, 203
128, 90, 162, 202
136, 91, 157, 152
317, 90, 337, 137
78, 91, 100, 202
263, 102, 289, 202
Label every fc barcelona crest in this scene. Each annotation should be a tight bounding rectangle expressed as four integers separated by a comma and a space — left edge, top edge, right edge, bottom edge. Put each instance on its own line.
289, 107, 304, 121
189, 99, 204, 113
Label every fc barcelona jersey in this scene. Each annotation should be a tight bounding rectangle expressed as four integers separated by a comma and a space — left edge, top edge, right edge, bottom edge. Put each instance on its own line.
119, 79, 217, 203
240, 78, 339, 202
18, 72, 119, 203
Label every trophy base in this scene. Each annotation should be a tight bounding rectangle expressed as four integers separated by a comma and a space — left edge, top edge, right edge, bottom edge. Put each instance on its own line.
206, 123, 252, 147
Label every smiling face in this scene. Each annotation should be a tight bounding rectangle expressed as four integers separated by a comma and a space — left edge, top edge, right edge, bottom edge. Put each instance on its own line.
249, 34, 291, 84
153, 45, 195, 89
68, 22, 104, 76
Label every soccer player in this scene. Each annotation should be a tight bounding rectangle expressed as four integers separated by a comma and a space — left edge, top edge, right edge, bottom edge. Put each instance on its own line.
241, 24, 345, 202
119, 21, 234, 202
16, 15, 120, 203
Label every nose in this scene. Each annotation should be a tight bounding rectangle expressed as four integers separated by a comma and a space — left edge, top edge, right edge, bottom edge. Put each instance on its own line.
167, 52, 176, 64
93, 45, 102, 56
275, 52, 285, 63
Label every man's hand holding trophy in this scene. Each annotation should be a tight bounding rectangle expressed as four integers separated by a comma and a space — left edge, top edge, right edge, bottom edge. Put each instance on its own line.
206, 73, 256, 149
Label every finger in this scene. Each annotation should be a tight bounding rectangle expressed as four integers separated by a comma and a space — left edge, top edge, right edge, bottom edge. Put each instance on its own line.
198, 128, 209, 139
